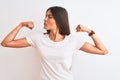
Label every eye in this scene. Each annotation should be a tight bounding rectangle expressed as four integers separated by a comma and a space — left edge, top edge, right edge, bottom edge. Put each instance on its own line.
45, 14, 53, 19
48, 15, 53, 19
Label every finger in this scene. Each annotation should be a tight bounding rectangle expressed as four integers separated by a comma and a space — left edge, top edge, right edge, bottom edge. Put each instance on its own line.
76, 25, 79, 32
29, 27, 33, 30
76, 26, 79, 32
78, 25, 81, 31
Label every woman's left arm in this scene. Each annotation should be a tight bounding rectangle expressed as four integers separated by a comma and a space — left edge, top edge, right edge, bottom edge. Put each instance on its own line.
76, 24, 108, 55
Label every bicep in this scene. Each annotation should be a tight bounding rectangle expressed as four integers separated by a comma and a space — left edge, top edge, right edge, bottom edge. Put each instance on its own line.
80, 42, 103, 55
2, 37, 31, 48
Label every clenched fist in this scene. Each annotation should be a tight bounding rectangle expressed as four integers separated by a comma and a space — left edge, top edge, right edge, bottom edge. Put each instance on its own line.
20, 21, 34, 29
76, 24, 91, 33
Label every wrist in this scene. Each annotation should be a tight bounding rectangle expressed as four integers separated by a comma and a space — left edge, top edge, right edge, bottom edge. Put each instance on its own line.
87, 29, 92, 34
19, 22, 25, 27
16, 24, 23, 29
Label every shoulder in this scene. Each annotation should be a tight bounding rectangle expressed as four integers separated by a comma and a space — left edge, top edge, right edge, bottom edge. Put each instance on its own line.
26, 32, 47, 46
69, 32, 86, 39
26, 32, 46, 41
69, 32, 88, 50
29, 32, 44, 37
68, 32, 87, 45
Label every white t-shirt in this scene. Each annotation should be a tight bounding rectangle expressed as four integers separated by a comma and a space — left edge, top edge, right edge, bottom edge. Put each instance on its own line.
26, 32, 86, 80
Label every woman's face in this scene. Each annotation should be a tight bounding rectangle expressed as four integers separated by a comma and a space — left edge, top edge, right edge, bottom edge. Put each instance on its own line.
44, 10, 57, 30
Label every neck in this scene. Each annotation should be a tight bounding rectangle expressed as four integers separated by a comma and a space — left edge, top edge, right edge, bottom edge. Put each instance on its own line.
49, 30, 65, 42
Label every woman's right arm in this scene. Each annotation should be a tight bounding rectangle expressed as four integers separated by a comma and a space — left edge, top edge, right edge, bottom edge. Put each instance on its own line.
1, 21, 34, 48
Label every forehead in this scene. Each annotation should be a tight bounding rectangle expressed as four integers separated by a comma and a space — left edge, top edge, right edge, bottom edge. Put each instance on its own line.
46, 10, 52, 15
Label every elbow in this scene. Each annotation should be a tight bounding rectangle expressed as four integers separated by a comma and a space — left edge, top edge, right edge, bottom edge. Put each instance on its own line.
101, 49, 109, 55
1, 42, 8, 47
1, 42, 6, 47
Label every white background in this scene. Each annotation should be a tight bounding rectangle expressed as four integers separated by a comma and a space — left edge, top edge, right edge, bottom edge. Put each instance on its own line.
0, 0, 120, 80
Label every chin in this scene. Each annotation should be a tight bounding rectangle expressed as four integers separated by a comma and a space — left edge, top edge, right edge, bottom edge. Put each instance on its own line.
44, 26, 47, 29
44, 26, 49, 30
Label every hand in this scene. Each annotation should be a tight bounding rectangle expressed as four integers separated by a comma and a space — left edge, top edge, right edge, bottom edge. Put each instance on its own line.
76, 24, 91, 33
20, 21, 34, 29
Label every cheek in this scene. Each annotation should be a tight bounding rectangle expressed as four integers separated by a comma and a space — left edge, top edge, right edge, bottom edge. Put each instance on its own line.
49, 20, 57, 29
49, 20, 56, 25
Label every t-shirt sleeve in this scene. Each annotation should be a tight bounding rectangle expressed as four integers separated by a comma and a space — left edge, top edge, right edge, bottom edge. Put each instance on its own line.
73, 32, 87, 50
25, 33, 38, 47
26, 36, 35, 47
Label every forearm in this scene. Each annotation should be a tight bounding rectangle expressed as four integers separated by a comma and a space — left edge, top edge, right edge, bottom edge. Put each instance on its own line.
89, 31, 108, 54
1, 23, 23, 45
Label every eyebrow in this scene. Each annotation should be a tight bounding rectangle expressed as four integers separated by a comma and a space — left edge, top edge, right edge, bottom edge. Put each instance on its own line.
46, 14, 53, 16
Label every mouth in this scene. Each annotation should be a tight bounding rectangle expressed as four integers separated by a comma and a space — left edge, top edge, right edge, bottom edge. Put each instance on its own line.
44, 23, 47, 29
44, 22, 47, 25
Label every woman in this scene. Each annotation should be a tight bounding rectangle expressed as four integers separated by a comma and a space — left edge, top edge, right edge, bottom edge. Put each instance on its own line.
1, 6, 108, 80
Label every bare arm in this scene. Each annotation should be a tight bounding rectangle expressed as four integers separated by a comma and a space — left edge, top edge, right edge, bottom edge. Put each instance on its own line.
1, 21, 34, 48
76, 24, 108, 55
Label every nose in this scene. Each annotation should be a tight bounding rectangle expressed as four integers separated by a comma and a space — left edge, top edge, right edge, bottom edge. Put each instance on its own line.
44, 17, 47, 21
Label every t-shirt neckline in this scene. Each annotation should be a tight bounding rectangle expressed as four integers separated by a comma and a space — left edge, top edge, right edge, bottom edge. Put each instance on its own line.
46, 34, 68, 44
